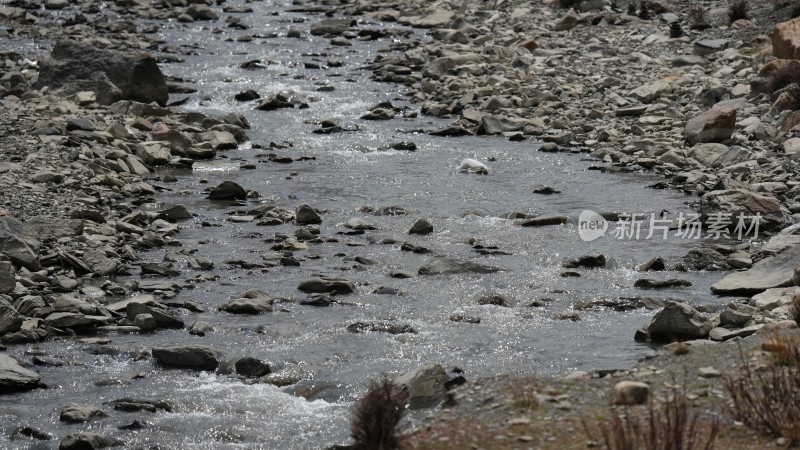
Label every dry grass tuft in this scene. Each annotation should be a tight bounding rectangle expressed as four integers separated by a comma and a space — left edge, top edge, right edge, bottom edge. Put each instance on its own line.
728, 1, 749, 23
583, 385, 719, 450
351, 376, 408, 450
725, 337, 800, 446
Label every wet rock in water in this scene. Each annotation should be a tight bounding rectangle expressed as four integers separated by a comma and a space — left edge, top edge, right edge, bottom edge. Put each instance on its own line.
639, 256, 666, 271
220, 357, 272, 378
477, 294, 511, 307
59, 404, 108, 423
418, 257, 501, 276
409, 218, 433, 235
698, 189, 786, 232
400, 242, 431, 254
681, 247, 730, 271
0, 354, 44, 392
10, 426, 52, 440
106, 398, 172, 413
343, 218, 376, 231
449, 314, 481, 324
634, 278, 692, 289
207, 181, 247, 201
636, 301, 712, 342
614, 381, 650, 405
361, 107, 396, 120
457, 158, 488, 174
532, 185, 560, 195
393, 364, 449, 409
0, 297, 23, 337
126, 303, 183, 329
157, 205, 192, 221
59, 432, 123, 450
36, 40, 168, 106
712, 245, 800, 295
347, 322, 417, 334
234, 89, 260, 102
391, 141, 417, 151
256, 96, 294, 110
220, 290, 274, 314
301, 294, 336, 306
298, 277, 355, 295
684, 106, 736, 145
152, 345, 222, 371
562, 254, 606, 269
295, 204, 322, 225
310, 18, 355, 36
519, 215, 569, 227
188, 321, 214, 336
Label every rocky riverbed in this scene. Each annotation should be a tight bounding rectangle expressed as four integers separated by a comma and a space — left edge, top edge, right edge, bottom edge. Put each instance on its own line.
2, 0, 800, 448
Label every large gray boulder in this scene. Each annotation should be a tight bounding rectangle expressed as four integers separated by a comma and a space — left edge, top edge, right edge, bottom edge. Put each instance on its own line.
35, 40, 168, 106
712, 244, 800, 295
0, 354, 44, 393
636, 301, 712, 342
698, 189, 787, 232
393, 364, 449, 409
418, 257, 501, 276
0, 217, 41, 270
152, 345, 222, 371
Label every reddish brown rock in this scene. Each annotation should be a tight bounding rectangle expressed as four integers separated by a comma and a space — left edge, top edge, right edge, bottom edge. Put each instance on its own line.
773, 17, 800, 60
684, 106, 736, 145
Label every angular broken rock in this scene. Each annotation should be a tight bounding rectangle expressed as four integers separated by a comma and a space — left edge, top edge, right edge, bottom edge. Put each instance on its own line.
773, 17, 800, 59
0, 217, 41, 271
0, 297, 23, 337
393, 364, 448, 409
684, 106, 736, 146
712, 244, 800, 295
636, 301, 712, 342
295, 204, 322, 224
36, 40, 168, 106
418, 257, 501, 276
152, 345, 222, 371
409, 218, 433, 235
0, 353, 44, 392
698, 189, 786, 232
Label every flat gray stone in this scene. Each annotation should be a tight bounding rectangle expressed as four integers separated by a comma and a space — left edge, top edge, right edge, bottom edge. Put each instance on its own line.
712, 245, 800, 295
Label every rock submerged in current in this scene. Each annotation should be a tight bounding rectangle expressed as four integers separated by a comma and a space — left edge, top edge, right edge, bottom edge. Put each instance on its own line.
393, 364, 449, 409
297, 277, 355, 295
418, 256, 501, 276
457, 158, 488, 174
151, 345, 222, 371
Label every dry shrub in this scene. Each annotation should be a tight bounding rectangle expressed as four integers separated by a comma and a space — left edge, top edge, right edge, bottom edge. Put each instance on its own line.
728, 0, 749, 23
559, 0, 582, 9
351, 376, 407, 450
689, 5, 711, 30
766, 64, 800, 94
789, 292, 800, 325
583, 386, 719, 450
725, 338, 800, 446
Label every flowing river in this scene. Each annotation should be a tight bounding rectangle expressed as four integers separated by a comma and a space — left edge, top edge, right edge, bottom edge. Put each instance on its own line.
1, 1, 736, 448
